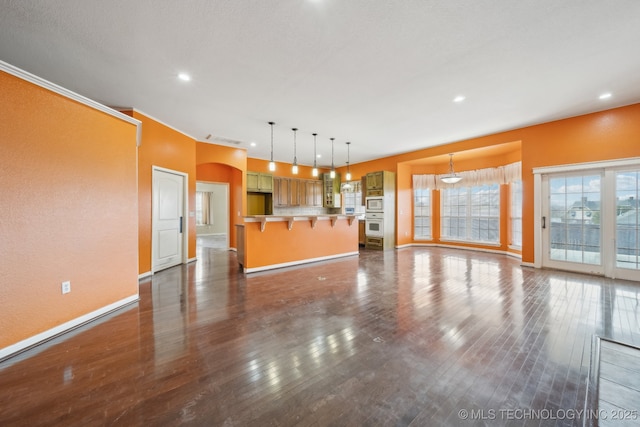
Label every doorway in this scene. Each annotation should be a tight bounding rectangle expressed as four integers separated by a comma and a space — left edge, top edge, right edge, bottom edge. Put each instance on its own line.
535, 158, 640, 281
195, 182, 229, 250
152, 167, 188, 272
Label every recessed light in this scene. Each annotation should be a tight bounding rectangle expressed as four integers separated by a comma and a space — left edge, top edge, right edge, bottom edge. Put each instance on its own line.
599, 92, 612, 100
178, 73, 191, 82
317, 154, 322, 158
453, 95, 465, 103
250, 142, 257, 147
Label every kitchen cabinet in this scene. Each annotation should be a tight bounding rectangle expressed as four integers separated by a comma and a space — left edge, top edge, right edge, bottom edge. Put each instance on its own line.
305, 180, 323, 207
274, 177, 323, 208
247, 171, 273, 193
274, 177, 290, 207
365, 170, 396, 250
366, 171, 384, 196
361, 176, 367, 205
289, 179, 300, 206
323, 173, 341, 208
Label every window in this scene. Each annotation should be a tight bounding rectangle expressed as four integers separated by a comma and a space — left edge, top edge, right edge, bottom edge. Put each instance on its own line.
414, 187, 431, 239
342, 181, 365, 215
510, 180, 522, 248
195, 191, 204, 225
441, 184, 500, 244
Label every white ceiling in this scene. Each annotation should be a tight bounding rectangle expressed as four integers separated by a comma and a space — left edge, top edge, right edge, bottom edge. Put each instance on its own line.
1, 0, 640, 167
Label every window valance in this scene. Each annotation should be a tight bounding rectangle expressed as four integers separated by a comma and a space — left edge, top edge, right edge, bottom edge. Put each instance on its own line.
413, 161, 521, 190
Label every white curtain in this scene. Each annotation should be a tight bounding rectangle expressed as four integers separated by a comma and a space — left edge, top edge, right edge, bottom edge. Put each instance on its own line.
413, 161, 521, 190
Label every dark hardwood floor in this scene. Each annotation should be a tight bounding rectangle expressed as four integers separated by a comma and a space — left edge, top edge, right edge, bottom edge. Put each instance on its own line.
2, 246, 640, 426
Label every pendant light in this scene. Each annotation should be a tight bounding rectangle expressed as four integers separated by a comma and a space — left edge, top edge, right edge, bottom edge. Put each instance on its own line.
330, 137, 336, 178
312, 133, 319, 177
268, 122, 276, 172
291, 128, 298, 174
440, 153, 462, 184
345, 141, 352, 181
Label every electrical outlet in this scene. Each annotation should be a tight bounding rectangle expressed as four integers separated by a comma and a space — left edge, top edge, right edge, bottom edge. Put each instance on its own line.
61, 281, 71, 294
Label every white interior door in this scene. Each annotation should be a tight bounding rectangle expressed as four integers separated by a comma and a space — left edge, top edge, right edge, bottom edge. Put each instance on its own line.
153, 168, 186, 272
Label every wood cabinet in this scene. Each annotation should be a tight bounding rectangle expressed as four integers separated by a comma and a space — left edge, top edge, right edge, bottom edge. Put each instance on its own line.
273, 177, 323, 207
247, 171, 273, 193
366, 171, 384, 196
289, 178, 300, 206
305, 180, 323, 207
274, 177, 289, 207
361, 176, 367, 205
365, 170, 396, 250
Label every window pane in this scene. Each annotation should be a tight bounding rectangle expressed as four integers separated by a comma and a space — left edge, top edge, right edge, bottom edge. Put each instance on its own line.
413, 186, 431, 239
441, 184, 499, 243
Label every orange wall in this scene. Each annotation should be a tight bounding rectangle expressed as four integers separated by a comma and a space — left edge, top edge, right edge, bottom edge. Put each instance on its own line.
0, 70, 139, 350
131, 111, 197, 275
347, 103, 640, 263
243, 219, 358, 270
247, 158, 327, 180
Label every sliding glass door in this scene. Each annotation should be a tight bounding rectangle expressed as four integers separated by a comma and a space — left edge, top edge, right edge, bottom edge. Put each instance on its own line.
614, 170, 640, 280
540, 164, 640, 281
542, 172, 604, 275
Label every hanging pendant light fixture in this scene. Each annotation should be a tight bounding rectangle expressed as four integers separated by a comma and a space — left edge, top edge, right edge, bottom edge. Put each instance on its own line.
268, 122, 276, 172
312, 133, 319, 177
440, 153, 462, 184
330, 137, 336, 178
345, 141, 352, 181
291, 128, 298, 174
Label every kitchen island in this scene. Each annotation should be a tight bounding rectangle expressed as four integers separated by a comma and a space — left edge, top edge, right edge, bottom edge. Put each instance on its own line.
236, 215, 358, 273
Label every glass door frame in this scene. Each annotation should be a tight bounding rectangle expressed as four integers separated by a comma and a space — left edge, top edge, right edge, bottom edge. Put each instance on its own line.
540, 170, 604, 275
533, 157, 640, 281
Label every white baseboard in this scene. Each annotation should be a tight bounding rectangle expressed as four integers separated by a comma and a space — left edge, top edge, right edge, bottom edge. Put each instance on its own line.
0, 294, 139, 363
244, 251, 359, 274
188, 257, 197, 264
138, 271, 152, 280
398, 243, 523, 260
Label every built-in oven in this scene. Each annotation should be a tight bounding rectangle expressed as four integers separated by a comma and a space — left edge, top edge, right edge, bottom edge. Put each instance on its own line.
365, 212, 384, 237
365, 196, 384, 212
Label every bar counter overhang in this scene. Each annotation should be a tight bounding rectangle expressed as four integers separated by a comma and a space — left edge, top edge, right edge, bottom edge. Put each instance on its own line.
236, 215, 359, 273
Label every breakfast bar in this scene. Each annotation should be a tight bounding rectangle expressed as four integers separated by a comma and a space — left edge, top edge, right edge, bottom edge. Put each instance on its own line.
236, 215, 359, 273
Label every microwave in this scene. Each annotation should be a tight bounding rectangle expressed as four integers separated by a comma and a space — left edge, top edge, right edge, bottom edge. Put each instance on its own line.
365, 197, 384, 212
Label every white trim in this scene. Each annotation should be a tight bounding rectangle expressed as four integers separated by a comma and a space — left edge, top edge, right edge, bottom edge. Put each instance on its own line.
521, 262, 535, 268
533, 173, 542, 268
128, 108, 197, 141
506, 251, 523, 260
0, 60, 141, 147
435, 243, 512, 256
395, 243, 522, 260
138, 271, 153, 280
0, 295, 138, 362
244, 251, 359, 274
532, 157, 640, 175
188, 257, 197, 264
439, 238, 501, 248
